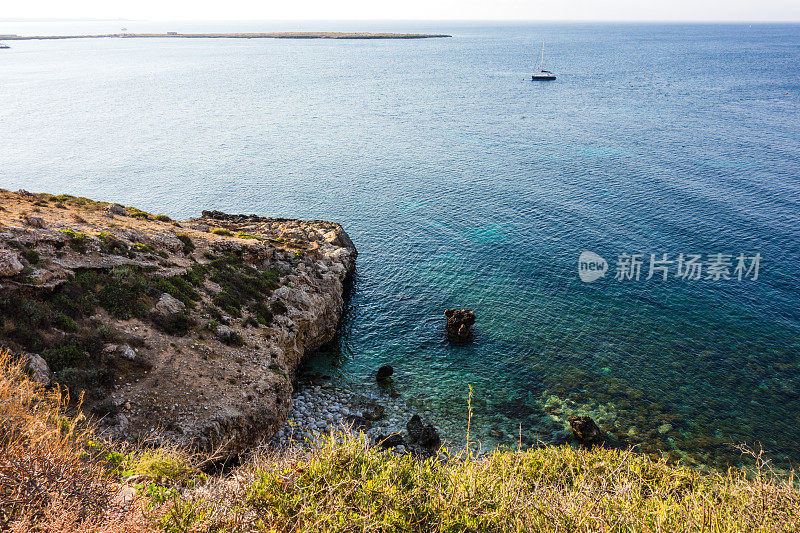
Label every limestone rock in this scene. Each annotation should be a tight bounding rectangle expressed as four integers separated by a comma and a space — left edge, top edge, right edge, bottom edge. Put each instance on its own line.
23, 215, 47, 228
0, 249, 24, 277
153, 293, 186, 317
23, 352, 51, 386
214, 325, 235, 343
361, 403, 385, 421
0, 192, 357, 456
119, 344, 137, 361
107, 203, 127, 215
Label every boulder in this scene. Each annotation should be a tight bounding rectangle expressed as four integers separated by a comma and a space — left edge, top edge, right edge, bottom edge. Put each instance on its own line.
444, 309, 476, 341
406, 414, 441, 449
103, 344, 137, 361
23, 216, 47, 228
107, 203, 127, 216
568, 415, 603, 446
214, 325, 235, 343
152, 293, 186, 318
119, 344, 137, 361
376, 365, 393, 381
23, 352, 51, 386
0, 249, 24, 278
361, 403, 385, 421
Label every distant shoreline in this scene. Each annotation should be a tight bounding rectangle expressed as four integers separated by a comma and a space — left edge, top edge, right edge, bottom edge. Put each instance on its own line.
1, 32, 452, 41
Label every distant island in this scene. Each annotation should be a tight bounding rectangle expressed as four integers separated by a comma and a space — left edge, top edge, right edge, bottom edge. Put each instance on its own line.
1, 32, 451, 40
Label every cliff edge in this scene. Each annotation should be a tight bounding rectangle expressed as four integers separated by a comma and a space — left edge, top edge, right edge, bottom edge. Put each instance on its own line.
0, 190, 356, 454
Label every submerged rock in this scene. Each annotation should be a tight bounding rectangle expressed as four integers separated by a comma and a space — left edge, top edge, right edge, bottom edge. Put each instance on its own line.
444, 308, 476, 341
376, 365, 393, 381
568, 415, 604, 446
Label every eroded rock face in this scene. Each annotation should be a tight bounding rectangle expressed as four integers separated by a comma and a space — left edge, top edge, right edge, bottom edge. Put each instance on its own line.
0, 190, 357, 456
568, 415, 603, 446
444, 308, 476, 341
0, 249, 24, 278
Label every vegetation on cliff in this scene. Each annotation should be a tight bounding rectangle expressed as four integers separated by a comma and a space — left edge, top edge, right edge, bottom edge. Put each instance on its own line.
1, 351, 798, 532
0, 190, 357, 454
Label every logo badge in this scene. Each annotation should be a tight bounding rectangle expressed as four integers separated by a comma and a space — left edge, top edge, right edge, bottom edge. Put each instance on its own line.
578, 251, 608, 282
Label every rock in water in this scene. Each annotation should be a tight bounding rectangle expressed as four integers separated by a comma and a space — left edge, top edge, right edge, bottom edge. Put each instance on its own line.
444, 308, 476, 341
376, 365, 393, 381
568, 415, 603, 445
406, 414, 441, 449
361, 403, 385, 421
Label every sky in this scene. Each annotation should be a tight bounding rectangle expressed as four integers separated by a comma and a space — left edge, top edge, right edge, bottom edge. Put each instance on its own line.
3, 0, 800, 22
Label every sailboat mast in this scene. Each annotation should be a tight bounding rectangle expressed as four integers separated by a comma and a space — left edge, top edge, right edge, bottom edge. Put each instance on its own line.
540, 41, 545, 71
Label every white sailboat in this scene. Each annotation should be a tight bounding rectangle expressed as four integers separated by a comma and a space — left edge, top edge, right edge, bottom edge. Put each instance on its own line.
531, 41, 556, 80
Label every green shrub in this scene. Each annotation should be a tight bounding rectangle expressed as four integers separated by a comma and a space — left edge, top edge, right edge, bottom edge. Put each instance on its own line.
184, 263, 208, 286
131, 242, 155, 254
126, 207, 151, 219
55, 313, 77, 332
236, 232, 264, 241
23, 248, 39, 265
176, 233, 195, 254
42, 344, 88, 372
270, 299, 288, 315
206, 255, 280, 317
155, 214, 172, 222
253, 302, 273, 326
160, 312, 194, 336
97, 266, 152, 319
98, 232, 129, 255
59, 229, 87, 252
53, 367, 111, 397
153, 276, 200, 307
210, 228, 233, 237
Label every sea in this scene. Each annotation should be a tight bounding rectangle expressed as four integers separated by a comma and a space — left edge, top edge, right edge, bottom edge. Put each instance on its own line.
2, 19, 799, 469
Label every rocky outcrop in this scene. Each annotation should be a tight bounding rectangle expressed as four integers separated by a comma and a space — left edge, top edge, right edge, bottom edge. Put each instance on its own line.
0, 190, 356, 455
444, 308, 476, 341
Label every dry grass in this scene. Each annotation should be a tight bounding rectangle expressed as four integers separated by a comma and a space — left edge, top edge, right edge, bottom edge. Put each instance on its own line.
1, 347, 799, 532
0, 349, 154, 531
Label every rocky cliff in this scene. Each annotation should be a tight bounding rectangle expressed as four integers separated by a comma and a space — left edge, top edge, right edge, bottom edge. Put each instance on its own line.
0, 190, 356, 454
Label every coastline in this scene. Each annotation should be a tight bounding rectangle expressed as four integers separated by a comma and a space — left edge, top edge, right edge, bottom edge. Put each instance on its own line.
1, 32, 452, 40
0, 191, 358, 455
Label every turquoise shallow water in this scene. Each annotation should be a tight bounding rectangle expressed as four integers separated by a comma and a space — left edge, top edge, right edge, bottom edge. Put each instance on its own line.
2, 21, 799, 468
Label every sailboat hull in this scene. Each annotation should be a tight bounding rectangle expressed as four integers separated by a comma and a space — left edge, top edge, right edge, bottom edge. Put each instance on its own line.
531, 74, 556, 80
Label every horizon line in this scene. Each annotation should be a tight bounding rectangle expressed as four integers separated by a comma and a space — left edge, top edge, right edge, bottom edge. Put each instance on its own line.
3, 17, 800, 24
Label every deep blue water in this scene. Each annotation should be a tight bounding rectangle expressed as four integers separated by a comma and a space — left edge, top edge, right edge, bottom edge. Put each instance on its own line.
2, 21, 799, 468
